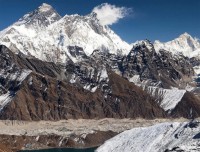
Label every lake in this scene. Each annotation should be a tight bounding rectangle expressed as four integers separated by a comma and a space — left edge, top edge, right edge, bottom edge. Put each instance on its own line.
19, 147, 97, 152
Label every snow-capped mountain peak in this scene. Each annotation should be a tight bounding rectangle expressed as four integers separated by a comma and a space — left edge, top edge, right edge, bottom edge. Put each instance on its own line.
49, 12, 131, 56
154, 33, 200, 58
179, 32, 192, 38
16, 3, 61, 28
0, 3, 131, 63
38, 3, 53, 12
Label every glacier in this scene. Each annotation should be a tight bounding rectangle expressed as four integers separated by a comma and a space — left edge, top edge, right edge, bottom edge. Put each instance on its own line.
96, 120, 200, 152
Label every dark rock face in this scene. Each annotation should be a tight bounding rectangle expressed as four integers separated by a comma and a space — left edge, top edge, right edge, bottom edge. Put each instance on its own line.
0, 72, 166, 120
121, 41, 194, 88
189, 57, 200, 68
193, 132, 200, 139
189, 57, 200, 86
0, 45, 166, 120
164, 147, 185, 152
171, 92, 200, 118
67, 46, 88, 62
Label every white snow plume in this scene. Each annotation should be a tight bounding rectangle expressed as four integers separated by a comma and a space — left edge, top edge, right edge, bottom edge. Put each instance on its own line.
92, 3, 132, 26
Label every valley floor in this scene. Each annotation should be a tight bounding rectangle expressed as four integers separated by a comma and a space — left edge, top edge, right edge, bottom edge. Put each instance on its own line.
0, 118, 191, 152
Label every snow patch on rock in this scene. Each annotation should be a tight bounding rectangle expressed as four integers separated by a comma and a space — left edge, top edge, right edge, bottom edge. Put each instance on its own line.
144, 86, 186, 111
0, 92, 12, 111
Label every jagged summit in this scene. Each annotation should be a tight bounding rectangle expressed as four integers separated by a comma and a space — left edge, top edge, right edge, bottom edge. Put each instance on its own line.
179, 32, 192, 38
16, 3, 61, 27
131, 39, 154, 52
38, 3, 53, 12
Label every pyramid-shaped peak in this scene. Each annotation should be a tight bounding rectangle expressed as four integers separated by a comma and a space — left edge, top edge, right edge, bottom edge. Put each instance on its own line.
38, 3, 53, 12
15, 2, 61, 28
179, 32, 192, 39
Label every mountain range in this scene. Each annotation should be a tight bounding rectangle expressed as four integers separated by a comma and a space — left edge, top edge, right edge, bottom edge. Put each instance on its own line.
0, 3, 200, 121
0, 3, 131, 63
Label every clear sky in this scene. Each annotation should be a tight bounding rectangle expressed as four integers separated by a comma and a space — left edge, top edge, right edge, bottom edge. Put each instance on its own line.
0, 0, 199, 43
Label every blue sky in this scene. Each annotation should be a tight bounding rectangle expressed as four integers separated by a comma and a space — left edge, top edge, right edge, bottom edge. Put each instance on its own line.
0, 0, 199, 43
